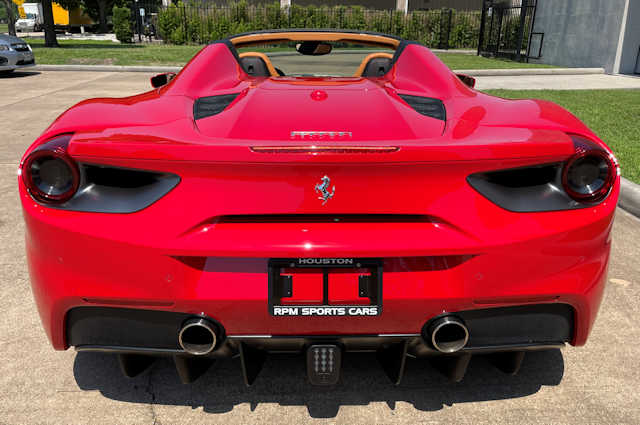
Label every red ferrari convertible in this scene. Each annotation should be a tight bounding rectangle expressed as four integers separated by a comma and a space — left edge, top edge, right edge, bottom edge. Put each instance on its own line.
19, 30, 619, 386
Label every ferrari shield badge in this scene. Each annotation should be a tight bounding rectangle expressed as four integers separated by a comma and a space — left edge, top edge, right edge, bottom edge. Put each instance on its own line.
315, 175, 335, 205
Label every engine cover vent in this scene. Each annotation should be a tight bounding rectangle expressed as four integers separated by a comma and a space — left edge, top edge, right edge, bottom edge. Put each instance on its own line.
398, 94, 446, 121
193, 94, 240, 120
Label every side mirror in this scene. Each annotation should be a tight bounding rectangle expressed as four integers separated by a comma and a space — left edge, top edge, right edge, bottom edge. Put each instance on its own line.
150, 72, 176, 88
456, 73, 476, 88
295, 41, 332, 56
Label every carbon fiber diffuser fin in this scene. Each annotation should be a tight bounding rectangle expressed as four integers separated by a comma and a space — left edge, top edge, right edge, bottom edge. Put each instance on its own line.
193, 94, 240, 120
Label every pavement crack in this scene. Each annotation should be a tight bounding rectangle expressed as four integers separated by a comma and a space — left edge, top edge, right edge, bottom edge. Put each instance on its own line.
144, 368, 161, 425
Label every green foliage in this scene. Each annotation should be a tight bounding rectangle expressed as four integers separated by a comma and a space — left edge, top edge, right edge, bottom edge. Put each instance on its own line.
55, 0, 83, 12
0, 0, 19, 23
345, 6, 366, 30
157, 3, 181, 43
155, 2, 482, 48
449, 10, 481, 49
112, 5, 132, 43
82, 0, 114, 28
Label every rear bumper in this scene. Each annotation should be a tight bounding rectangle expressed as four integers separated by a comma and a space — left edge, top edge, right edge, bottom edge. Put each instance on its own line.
67, 304, 572, 356
19, 170, 616, 352
23, 208, 612, 353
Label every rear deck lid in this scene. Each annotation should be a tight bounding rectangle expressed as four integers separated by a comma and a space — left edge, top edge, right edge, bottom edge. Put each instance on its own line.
193, 77, 446, 141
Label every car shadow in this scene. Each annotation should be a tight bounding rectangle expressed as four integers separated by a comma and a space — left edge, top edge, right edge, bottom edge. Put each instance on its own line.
0, 71, 40, 78
73, 349, 564, 418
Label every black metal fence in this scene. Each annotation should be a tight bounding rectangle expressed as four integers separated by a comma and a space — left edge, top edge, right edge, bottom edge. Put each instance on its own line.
477, 0, 538, 61
131, 2, 482, 50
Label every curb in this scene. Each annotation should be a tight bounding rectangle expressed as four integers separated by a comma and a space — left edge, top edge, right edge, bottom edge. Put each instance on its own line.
455, 67, 605, 76
619, 177, 640, 218
32, 64, 182, 73
31, 64, 606, 76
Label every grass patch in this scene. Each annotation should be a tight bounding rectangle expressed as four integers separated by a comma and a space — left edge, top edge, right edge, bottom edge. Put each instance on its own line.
27, 39, 202, 66
0, 24, 8, 33
437, 53, 555, 69
25, 38, 553, 69
485, 89, 640, 184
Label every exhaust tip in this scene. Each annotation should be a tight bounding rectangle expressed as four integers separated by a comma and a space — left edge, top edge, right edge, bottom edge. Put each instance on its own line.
178, 318, 218, 356
427, 316, 469, 353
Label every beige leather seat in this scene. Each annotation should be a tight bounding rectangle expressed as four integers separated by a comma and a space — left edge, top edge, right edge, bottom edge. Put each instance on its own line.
354, 52, 394, 77
238, 52, 279, 77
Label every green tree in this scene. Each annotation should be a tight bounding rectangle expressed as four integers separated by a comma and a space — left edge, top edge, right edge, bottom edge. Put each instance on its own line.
83, 0, 115, 33
1, 0, 17, 35
39, 0, 80, 47
112, 4, 132, 42
157, 2, 181, 43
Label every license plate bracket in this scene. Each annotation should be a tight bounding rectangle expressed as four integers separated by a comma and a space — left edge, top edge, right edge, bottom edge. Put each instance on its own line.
268, 258, 383, 316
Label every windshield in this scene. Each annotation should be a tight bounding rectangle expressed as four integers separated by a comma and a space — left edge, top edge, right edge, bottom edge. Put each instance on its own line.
237, 42, 394, 77
25, 13, 37, 19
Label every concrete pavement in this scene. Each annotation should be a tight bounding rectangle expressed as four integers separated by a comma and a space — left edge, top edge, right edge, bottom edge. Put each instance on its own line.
1, 70, 639, 424
474, 73, 640, 90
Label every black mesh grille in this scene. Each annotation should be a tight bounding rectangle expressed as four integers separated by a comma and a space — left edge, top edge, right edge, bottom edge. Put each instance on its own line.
193, 94, 240, 120
11, 43, 30, 52
398, 94, 446, 121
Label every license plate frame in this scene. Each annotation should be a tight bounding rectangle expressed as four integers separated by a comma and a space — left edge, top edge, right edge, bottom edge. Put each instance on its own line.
268, 258, 383, 316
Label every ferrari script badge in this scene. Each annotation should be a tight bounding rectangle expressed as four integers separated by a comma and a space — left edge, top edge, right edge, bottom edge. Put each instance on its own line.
315, 175, 335, 205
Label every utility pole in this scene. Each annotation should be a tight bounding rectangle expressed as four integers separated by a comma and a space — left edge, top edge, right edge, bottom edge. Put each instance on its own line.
396, 0, 408, 16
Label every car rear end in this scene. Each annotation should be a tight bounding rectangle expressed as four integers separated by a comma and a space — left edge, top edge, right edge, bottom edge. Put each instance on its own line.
18, 36, 619, 383
19, 106, 618, 384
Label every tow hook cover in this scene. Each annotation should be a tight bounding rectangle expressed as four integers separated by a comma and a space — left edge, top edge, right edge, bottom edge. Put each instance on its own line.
307, 344, 341, 385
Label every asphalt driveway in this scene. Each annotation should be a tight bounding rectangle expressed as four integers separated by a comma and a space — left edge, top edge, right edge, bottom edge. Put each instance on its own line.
1, 70, 639, 424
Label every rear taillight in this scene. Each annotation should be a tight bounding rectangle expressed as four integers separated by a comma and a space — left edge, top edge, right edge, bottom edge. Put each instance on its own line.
467, 134, 617, 212
562, 136, 617, 203
21, 134, 79, 204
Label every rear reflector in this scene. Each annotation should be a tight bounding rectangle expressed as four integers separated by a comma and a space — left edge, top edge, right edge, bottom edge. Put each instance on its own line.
250, 146, 398, 154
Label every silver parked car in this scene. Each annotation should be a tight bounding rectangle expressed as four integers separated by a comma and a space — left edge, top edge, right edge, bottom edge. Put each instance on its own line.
0, 34, 36, 75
